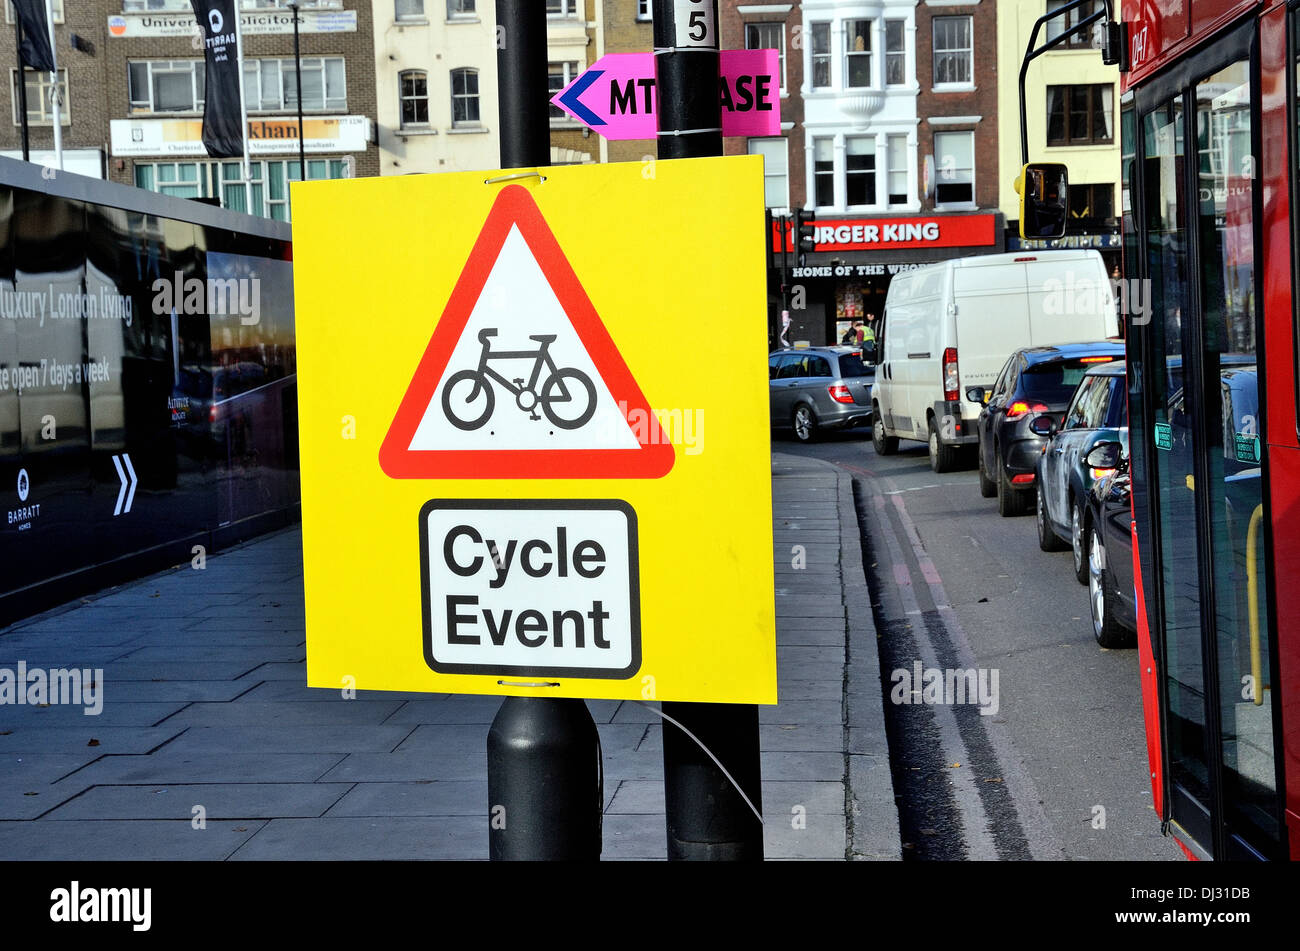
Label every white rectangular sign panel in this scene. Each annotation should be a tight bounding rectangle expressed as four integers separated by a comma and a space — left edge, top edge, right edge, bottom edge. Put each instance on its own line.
107, 9, 357, 38
421, 500, 641, 679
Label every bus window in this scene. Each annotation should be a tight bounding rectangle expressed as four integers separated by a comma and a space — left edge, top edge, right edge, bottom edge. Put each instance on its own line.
1195, 60, 1279, 851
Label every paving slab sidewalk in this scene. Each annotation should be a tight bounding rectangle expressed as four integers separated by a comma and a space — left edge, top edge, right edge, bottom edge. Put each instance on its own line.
0, 453, 899, 861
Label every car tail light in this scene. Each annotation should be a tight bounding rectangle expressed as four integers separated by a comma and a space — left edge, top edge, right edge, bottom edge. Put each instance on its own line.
209, 404, 218, 423
1080, 356, 1115, 363
1006, 401, 1049, 421
942, 348, 959, 402
828, 383, 854, 404
1011, 473, 1035, 485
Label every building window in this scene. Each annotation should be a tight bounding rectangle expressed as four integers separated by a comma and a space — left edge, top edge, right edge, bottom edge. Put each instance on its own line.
885, 19, 906, 86
134, 161, 203, 200
1069, 183, 1115, 219
5, 0, 63, 22
749, 137, 788, 209
135, 158, 350, 222
399, 69, 429, 126
10, 69, 68, 126
451, 67, 480, 126
396, 0, 424, 20
810, 22, 831, 89
128, 60, 205, 115
120, 0, 191, 9
1047, 84, 1114, 145
1046, 0, 1103, 48
238, 1, 344, 8
845, 19, 873, 88
637, 0, 650, 21
446, 0, 475, 18
932, 16, 972, 87
546, 0, 576, 16
846, 135, 876, 206
934, 130, 974, 205
887, 134, 908, 204
813, 137, 834, 207
548, 61, 579, 119
120, 0, 343, 9
745, 23, 785, 94
243, 57, 346, 112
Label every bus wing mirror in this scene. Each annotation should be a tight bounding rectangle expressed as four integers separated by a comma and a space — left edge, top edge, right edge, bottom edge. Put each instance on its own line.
1017, 163, 1069, 240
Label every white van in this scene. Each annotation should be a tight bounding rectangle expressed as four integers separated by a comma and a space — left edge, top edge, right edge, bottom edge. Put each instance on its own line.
871, 249, 1118, 471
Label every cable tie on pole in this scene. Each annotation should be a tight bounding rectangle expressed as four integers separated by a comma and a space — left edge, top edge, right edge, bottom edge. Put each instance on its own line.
633, 700, 764, 825
652, 46, 720, 55
484, 170, 548, 185
656, 128, 724, 137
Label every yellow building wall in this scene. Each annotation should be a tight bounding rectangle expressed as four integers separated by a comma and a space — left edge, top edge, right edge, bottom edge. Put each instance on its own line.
996, 1, 1121, 224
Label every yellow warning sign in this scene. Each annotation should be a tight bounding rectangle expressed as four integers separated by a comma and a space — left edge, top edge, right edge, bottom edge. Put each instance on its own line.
292, 156, 776, 704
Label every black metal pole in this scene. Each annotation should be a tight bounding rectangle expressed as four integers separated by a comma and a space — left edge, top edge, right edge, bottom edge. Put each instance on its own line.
781, 214, 789, 316
14, 15, 29, 162
291, 2, 306, 180
485, 0, 602, 862
494, 0, 549, 168
765, 208, 775, 347
653, 0, 763, 861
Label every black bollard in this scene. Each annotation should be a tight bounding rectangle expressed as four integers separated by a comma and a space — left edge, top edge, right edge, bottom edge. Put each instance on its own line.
487, 697, 603, 860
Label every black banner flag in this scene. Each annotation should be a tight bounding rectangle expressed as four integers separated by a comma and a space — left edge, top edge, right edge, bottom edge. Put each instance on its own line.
13, 0, 56, 72
190, 0, 244, 158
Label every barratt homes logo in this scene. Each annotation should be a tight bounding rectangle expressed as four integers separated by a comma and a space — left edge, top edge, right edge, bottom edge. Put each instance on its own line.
203, 7, 235, 49
8, 468, 40, 531
152, 271, 260, 325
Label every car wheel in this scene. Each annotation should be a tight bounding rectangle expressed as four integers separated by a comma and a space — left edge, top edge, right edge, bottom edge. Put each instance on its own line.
996, 451, 1026, 517
872, 406, 898, 455
1071, 501, 1090, 585
1037, 480, 1067, 551
977, 440, 996, 498
1089, 525, 1134, 648
792, 404, 817, 443
928, 417, 960, 473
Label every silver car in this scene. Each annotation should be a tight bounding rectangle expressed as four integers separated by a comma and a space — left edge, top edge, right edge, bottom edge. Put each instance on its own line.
769, 347, 874, 442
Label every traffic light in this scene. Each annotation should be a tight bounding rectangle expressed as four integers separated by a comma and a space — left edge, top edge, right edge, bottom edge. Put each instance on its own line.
1016, 163, 1069, 239
794, 209, 817, 266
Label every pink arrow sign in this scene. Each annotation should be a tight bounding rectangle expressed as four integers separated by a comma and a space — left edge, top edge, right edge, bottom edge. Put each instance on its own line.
551, 49, 779, 141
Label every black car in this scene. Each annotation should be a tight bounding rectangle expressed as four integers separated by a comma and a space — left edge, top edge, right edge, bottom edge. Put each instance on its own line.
967, 341, 1125, 517
1082, 432, 1137, 647
769, 347, 874, 442
1033, 359, 1127, 584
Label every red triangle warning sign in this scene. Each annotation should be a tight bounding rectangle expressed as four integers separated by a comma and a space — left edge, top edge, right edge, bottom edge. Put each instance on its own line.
379, 184, 676, 480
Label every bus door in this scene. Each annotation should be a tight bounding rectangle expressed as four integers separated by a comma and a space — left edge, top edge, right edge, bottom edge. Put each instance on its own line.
1133, 20, 1285, 860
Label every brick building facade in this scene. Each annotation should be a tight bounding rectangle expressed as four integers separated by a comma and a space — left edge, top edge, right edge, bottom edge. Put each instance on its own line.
0, 0, 110, 176
2, 1, 379, 220
547, 0, 597, 164
915, 0, 999, 212
720, 0, 804, 212
597, 0, 653, 166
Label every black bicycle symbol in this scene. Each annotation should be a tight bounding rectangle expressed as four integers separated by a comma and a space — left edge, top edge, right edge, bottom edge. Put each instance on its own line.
441, 328, 597, 431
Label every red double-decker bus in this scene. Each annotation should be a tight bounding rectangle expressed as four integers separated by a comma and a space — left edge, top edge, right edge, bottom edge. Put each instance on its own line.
1115, 0, 1297, 860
